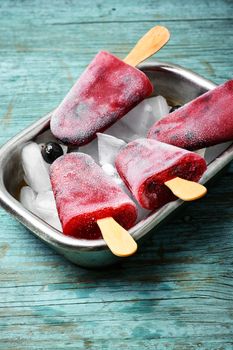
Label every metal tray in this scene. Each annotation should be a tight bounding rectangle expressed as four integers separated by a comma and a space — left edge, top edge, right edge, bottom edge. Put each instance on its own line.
0, 61, 232, 268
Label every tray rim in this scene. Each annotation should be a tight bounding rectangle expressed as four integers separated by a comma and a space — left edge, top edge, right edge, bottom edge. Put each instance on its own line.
0, 60, 231, 253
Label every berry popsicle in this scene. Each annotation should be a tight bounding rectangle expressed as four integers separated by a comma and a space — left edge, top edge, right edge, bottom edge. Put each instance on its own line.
147, 79, 233, 150
51, 26, 170, 146
50, 153, 138, 256
115, 139, 207, 210
50, 51, 153, 146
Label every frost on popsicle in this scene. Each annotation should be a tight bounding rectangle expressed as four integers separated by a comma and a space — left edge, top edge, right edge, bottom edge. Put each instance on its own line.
50, 51, 153, 146
115, 138, 207, 210
50, 153, 137, 239
148, 79, 233, 150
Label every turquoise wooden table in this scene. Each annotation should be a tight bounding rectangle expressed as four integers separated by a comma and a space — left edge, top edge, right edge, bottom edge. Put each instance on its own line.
0, 1, 233, 349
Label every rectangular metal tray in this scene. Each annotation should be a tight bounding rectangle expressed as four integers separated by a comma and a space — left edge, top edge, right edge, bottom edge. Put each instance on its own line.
0, 61, 232, 268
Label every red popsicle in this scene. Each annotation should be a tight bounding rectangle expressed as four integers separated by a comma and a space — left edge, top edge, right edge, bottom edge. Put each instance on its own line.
50, 51, 153, 146
50, 153, 137, 240
147, 79, 233, 150
115, 139, 207, 210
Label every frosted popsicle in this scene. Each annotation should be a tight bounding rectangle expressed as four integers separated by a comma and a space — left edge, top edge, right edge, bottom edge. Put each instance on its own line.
51, 51, 153, 146
115, 139, 207, 210
147, 80, 233, 150
50, 153, 137, 239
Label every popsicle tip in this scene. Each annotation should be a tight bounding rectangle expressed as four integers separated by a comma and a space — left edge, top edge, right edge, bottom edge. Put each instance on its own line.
165, 177, 207, 202
152, 25, 170, 38
113, 241, 138, 258
97, 217, 138, 257
124, 24, 170, 67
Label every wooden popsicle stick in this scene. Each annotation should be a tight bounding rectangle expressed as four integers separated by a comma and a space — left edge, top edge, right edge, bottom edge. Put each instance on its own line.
124, 26, 170, 67
97, 217, 137, 257
164, 177, 207, 201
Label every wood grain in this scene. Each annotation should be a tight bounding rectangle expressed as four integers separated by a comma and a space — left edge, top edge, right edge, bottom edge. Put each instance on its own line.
0, 0, 233, 349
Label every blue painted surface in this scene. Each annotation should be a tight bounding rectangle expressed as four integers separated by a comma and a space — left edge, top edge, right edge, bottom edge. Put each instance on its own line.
0, 0, 233, 349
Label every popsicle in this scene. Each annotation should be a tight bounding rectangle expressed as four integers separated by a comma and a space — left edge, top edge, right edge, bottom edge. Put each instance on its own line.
50, 153, 138, 256
147, 79, 233, 150
115, 139, 207, 210
50, 26, 170, 146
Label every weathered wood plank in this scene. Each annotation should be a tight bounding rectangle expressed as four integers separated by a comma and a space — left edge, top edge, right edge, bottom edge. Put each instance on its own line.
0, 0, 233, 349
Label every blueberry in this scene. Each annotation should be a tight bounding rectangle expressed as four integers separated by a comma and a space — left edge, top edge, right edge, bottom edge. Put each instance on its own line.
41, 142, 63, 164
170, 105, 181, 113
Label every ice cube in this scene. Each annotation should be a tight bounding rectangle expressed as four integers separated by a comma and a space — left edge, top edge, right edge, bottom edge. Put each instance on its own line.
102, 162, 134, 199
102, 163, 117, 177
101, 161, 130, 194
121, 100, 154, 138
20, 186, 37, 214
103, 96, 170, 141
22, 142, 51, 193
35, 191, 57, 214
78, 138, 99, 163
46, 215, 62, 231
105, 100, 153, 141
104, 118, 133, 142
97, 133, 126, 166
147, 95, 170, 121
101, 163, 150, 222
34, 191, 62, 230
20, 186, 62, 231
102, 163, 125, 187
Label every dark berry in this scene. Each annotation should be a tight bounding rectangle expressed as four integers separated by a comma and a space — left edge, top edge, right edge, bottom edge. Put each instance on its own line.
147, 180, 157, 193
41, 142, 63, 164
170, 105, 181, 113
